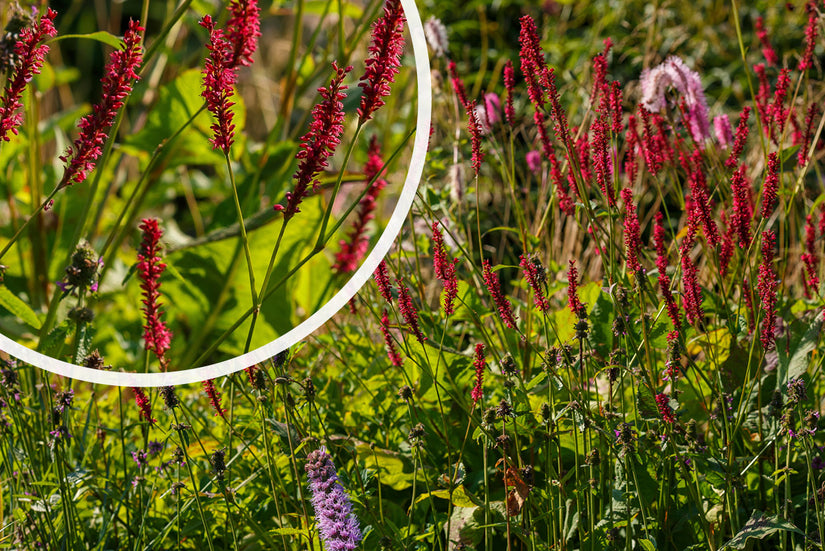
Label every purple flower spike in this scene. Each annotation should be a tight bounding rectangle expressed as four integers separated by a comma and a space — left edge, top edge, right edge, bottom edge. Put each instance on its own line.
305, 447, 362, 551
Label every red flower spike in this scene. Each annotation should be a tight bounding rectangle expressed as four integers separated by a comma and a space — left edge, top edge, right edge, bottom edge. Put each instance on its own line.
227, 0, 261, 68
132, 387, 156, 425
467, 101, 484, 177
719, 212, 735, 277
653, 213, 681, 330
137, 219, 172, 368
757, 230, 779, 351
358, 0, 405, 123
755, 17, 779, 67
503, 60, 516, 126
567, 259, 586, 318
471, 343, 486, 406
730, 164, 753, 249
590, 38, 612, 106
397, 278, 426, 343
202, 379, 227, 418
482, 259, 518, 330
334, 136, 388, 274
680, 222, 704, 327
379, 310, 403, 367
432, 223, 459, 316
624, 114, 640, 183
592, 113, 615, 207
0, 8, 57, 142
374, 260, 394, 304
771, 69, 791, 137
60, 19, 143, 189
802, 214, 820, 298
655, 393, 676, 423
799, 103, 819, 166
621, 188, 642, 275
448, 60, 468, 109
799, 9, 818, 72
200, 15, 238, 154
276, 62, 352, 220
520, 254, 550, 312
724, 106, 751, 170
609, 80, 623, 134
761, 152, 779, 219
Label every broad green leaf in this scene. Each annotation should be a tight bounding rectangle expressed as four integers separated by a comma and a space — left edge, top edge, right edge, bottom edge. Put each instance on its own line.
721, 511, 805, 550
776, 318, 820, 386
0, 286, 41, 329
415, 485, 484, 508
48, 31, 123, 49
356, 443, 414, 491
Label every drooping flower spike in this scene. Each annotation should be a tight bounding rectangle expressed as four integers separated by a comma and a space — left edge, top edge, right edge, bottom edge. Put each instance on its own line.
200, 15, 238, 154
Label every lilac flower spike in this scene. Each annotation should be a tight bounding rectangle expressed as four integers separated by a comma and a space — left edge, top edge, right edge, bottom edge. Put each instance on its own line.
305, 447, 362, 551
640, 56, 710, 144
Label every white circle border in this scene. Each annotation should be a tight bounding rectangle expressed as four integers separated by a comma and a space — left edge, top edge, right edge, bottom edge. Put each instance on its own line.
0, 0, 431, 387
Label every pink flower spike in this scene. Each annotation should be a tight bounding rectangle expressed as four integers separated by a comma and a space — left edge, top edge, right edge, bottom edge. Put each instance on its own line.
432, 222, 459, 316
725, 106, 751, 169
358, 0, 406, 123
730, 164, 753, 249
621, 188, 642, 276
132, 387, 156, 425
137, 219, 172, 369
761, 152, 779, 219
714, 114, 733, 149
520, 254, 550, 312
397, 278, 426, 343
0, 8, 57, 142
202, 379, 227, 418
448, 60, 468, 109
374, 259, 394, 304
653, 213, 680, 330
379, 310, 403, 367
566, 259, 586, 318
276, 62, 352, 220
482, 259, 518, 330
200, 15, 238, 154
471, 343, 486, 406
226, 0, 261, 68
334, 136, 388, 274
503, 60, 516, 126
757, 230, 779, 351
799, 9, 818, 72
755, 17, 779, 67
802, 214, 820, 298
59, 19, 143, 189
467, 101, 484, 177
655, 393, 676, 423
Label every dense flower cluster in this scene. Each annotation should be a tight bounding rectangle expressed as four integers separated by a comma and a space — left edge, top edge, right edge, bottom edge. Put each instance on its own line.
357, 0, 405, 123
640, 56, 710, 143
471, 343, 486, 406
203, 379, 227, 418
482, 259, 518, 330
0, 8, 57, 142
132, 387, 156, 425
305, 447, 362, 551
431, 222, 458, 316
275, 63, 351, 221
137, 219, 172, 367
397, 278, 426, 343
374, 260, 394, 304
757, 231, 779, 350
200, 15, 238, 153
379, 310, 402, 367
520, 254, 550, 312
60, 20, 143, 189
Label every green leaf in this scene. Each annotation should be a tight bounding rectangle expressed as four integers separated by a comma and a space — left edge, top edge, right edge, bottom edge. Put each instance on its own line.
0, 286, 41, 330
721, 511, 805, 550
38, 321, 71, 358
776, 318, 820, 387
415, 485, 484, 508
48, 31, 123, 49
639, 538, 657, 551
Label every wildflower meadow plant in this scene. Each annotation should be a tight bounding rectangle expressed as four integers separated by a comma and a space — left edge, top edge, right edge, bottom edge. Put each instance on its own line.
3, 1, 825, 551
